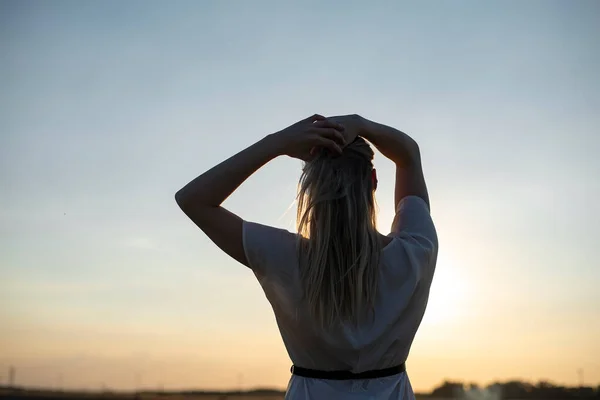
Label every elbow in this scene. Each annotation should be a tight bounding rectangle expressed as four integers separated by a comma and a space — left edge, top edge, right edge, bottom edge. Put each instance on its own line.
175, 188, 213, 216
175, 190, 198, 217
395, 138, 421, 168
406, 138, 421, 166
175, 189, 188, 211
408, 137, 420, 155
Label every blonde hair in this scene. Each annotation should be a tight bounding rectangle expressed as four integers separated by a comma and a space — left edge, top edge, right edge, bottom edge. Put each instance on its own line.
296, 137, 380, 327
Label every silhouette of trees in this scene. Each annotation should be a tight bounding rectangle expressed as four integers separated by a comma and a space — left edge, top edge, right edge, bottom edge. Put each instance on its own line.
430, 381, 465, 398
427, 379, 600, 399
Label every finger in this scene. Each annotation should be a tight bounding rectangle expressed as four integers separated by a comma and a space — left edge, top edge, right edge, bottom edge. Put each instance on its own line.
306, 113, 325, 123
312, 119, 345, 131
312, 127, 346, 146
316, 137, 343, 155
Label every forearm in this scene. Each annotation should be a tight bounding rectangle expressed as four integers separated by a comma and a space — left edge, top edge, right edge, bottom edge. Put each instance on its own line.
360, 118, 420, 167
359, 117, 429, 208
175, 134, 281, 209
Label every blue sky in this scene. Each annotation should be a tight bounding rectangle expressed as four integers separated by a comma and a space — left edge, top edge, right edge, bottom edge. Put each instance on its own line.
1, 0, 599, 391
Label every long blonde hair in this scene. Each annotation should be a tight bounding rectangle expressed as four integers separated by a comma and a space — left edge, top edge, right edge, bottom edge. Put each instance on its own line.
296, 137, 380, 327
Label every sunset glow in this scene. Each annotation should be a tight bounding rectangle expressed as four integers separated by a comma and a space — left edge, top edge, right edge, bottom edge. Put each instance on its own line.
2, 0, 599, 393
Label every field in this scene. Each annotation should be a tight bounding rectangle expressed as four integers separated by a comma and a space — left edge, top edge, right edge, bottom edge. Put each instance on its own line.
0, 388, 437, 400
0, 388, 288, 400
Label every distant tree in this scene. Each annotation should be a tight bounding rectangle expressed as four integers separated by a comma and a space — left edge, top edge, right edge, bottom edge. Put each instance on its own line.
429, 380, 600, 400
502, 380, 533, 399
536, 380, 556, 389
485, 382, 503, 396
431, 381, 465, 398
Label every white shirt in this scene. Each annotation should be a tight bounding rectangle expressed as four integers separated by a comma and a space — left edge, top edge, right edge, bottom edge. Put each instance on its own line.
242, 196, 438, 400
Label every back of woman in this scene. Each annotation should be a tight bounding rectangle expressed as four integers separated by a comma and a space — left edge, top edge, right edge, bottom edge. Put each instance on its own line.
176, 114, 438, 399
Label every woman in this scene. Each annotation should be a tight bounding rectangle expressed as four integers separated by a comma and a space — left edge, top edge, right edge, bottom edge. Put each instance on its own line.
175, 114, 438, 400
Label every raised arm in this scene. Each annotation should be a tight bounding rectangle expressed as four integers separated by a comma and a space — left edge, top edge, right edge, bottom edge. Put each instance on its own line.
329, 114, 429, 210
175, 114, 345, 267
360, 118, 429, 209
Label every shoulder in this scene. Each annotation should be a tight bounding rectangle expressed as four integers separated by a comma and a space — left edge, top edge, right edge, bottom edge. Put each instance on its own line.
391, 196, 437, 250
386, 196, 439, 282
242, 221, 299, 277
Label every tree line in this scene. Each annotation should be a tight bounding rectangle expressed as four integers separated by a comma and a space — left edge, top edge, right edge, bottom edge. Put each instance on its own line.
426, 380, 600, 399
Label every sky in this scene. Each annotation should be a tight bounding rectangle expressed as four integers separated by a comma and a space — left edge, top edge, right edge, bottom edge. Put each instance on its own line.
1, 0, 600, 393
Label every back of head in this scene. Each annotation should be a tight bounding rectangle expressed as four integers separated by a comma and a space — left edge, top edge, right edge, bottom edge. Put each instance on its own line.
296, 137, 380, 328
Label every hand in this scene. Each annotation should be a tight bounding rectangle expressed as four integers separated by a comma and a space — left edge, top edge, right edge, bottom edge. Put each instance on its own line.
328, 114, 365, 146
272, 114, 346, 161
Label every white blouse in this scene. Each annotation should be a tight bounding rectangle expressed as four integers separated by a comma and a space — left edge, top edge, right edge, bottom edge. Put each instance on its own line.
243, 196, 438, 400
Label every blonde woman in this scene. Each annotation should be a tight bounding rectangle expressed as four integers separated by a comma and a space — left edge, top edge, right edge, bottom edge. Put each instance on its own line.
176, 114, 438, 400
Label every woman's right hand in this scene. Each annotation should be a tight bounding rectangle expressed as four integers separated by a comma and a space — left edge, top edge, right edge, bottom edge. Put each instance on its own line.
272, 114, 346, 161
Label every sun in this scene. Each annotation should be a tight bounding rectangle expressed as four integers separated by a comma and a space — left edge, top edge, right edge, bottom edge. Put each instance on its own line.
374, 202, 470, 327
421, 252, 470, 326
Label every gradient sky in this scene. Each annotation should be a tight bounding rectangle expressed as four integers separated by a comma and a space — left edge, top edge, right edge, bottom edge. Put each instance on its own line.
1, 0, 599, 392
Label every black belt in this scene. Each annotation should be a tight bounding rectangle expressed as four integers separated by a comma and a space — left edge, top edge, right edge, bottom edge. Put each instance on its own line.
291, 363, 405, 380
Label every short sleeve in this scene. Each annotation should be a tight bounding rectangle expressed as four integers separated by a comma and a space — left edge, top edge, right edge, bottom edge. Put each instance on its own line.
391, 196, 435, 238
242, 221, 298, 279
389, 196, 438, 280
